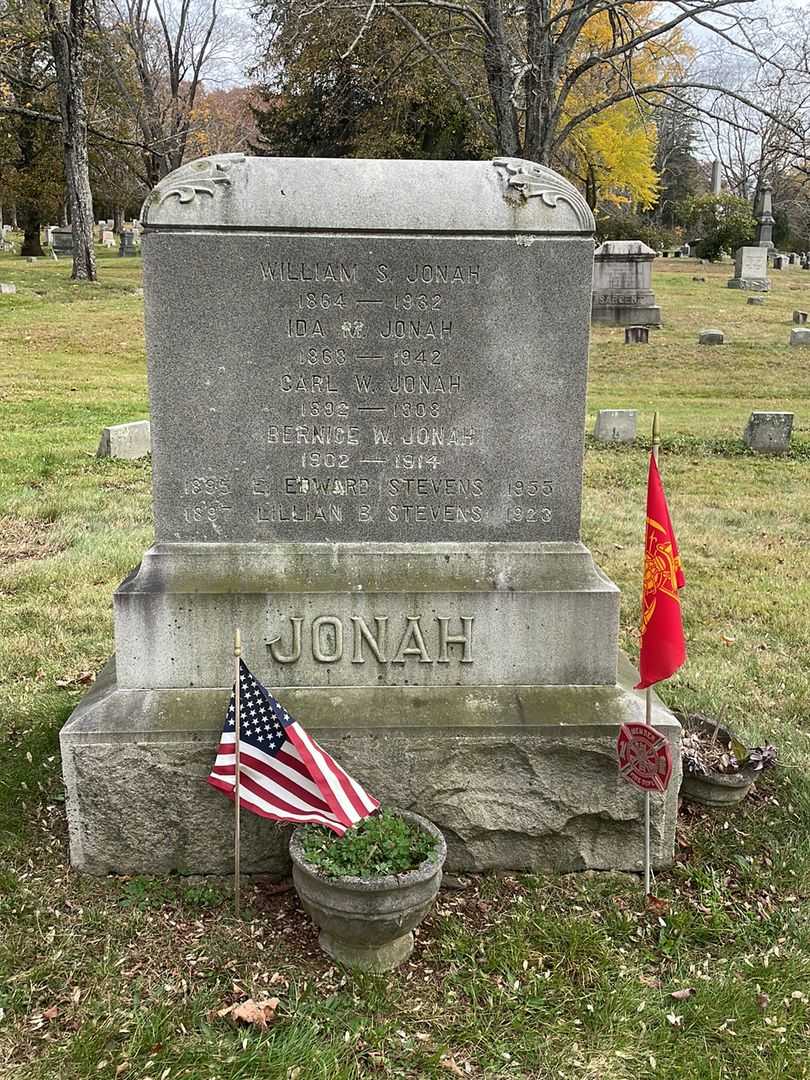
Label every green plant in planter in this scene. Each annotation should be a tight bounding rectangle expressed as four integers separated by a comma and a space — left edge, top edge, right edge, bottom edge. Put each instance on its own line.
299, 810, 438, 878
291, 809, 447, 971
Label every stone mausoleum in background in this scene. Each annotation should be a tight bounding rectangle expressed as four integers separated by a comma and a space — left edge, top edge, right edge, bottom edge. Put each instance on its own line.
60, 155, 681, 878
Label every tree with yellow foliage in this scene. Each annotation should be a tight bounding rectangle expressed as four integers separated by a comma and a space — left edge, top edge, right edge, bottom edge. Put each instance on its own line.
265, 0, 796, 198
551, 3, 693, 208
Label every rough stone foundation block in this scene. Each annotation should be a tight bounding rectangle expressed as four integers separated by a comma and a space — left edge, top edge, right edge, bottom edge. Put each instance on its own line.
727, 278, 770, 291
790, 328, 810, 347
97, 420, 151, 460
793, 311, 808, 324
60, 655, 681, 876
624, 326, 649, 344
593, 410, 637, 443
743, 411, 793, 453
698, 330, 724, 345
747, 297, 766, 306
0, 283, 16, 295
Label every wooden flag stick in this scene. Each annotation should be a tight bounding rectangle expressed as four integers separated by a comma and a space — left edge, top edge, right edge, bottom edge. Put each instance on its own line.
644, 411, 660, 897
234, 627, 242, 919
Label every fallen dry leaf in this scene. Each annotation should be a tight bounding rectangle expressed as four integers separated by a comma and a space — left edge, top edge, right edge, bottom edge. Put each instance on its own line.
440, 1055, 465, 1076
217, 997, 280, 1031
666, 1012, 683, 1028
55, 671, 95, 688
645, 896, 669, 914
670, 988, 696, 1001
756, 993, 770, 1010
42, 1006, 59, 1021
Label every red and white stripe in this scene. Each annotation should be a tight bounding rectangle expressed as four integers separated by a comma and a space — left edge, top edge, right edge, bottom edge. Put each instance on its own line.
285, 720, 379, 826
207, 726, 378, 835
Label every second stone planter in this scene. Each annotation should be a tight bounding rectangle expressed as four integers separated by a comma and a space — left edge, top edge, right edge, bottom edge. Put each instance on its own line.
290, 811, 446, 972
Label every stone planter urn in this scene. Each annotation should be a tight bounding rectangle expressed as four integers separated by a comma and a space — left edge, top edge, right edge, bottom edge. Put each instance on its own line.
289, 810, 446, 972
680, 717, 760, 807
681, 767, 757, 807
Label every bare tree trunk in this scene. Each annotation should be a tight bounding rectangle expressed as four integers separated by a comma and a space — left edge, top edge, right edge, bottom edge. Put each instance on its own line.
481, 0, 522, 156
524, 0, 545, 161
585, 162, 597, 209
93, 0, 221, 185
11, 203, 19, 230
113, 205, 124, 234
44, 0, 97, 282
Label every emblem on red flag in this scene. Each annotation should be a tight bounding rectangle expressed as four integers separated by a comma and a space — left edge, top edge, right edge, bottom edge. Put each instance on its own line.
617, 722, 673, 793
635, 455, 686, 689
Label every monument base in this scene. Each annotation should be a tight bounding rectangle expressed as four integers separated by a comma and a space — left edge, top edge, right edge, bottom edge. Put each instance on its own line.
60, 656, 681, 877
591, 305, 662, 326
727, 278, 770, 291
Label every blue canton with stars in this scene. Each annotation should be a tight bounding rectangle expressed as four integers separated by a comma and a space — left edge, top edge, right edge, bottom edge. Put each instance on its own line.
225, 660, 294, 756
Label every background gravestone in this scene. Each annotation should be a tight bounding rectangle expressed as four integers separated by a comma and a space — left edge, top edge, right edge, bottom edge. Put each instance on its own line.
119, 231, 138, 256
51, 226, 75, 257
591, 240, 661, 326
754, 183, 775, 249
594, 409, 637, 442
727, 247, 770, 291
744, 412, 793, 453
97, 420, 151, 460
61, 155, 680, 878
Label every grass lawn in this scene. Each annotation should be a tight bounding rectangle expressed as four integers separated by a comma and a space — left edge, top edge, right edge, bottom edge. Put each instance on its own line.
1, 248, 809, 1080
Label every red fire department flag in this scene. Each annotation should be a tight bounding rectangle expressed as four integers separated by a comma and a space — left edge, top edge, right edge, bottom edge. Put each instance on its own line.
635, 454, 686, 690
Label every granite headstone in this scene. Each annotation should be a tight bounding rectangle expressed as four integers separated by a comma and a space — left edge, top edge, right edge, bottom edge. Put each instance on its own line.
97, 420, 152, 459
61, 155, 680, 878
119, 231, 138, 256
744, 412, 793, 453
754, 184, 775, 249
593, 409, 637, 442
727, 246, 770, 291
51, 226, 74, 256
591, 240, 661, 326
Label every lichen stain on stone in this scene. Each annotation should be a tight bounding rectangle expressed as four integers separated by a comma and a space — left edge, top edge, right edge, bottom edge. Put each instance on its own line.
515, 235, 536, 247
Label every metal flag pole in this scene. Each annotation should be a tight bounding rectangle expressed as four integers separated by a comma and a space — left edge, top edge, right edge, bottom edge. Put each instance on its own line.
644, 689, 653, 896
234, 627, 242, 918
644, 411, 661, 897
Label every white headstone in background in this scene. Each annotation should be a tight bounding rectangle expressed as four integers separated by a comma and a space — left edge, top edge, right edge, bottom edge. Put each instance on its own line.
96, 420, 152, 459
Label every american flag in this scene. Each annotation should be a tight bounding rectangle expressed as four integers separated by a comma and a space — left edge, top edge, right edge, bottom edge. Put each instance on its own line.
207, 660, 379, 835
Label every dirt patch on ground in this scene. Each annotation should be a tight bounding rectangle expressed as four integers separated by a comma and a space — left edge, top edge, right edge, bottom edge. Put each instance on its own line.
0, 517, 66, 563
